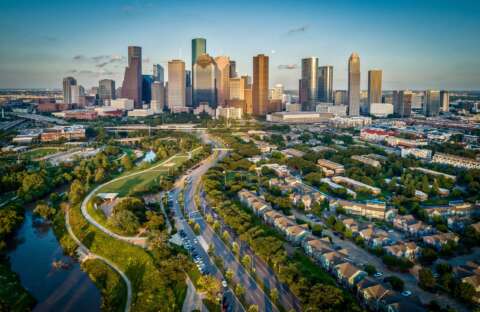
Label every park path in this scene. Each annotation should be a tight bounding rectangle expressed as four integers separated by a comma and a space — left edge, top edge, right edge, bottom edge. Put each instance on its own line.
64, 206, 132, 312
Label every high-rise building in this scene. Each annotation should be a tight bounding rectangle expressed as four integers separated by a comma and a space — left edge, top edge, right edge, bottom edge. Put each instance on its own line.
318, 65, 333, 103
440, 90, 449, 112
215, 56, 230, 107
193, 53, 217, 108
153, 64, 164, 83
229, 76, 248, 100
245, 86, 253, 115
192, 38, 207, 67
167, 60, 186, 111
70, 85, 85, 104
98, 79, 116, 104
393, 90, 412, 117
368, 69, 382, 110
424, 90, 440, 117
252, 54, 269, 116
270, 84, 284, 101
142, 75, 153, 104
334, 90, 348, 105
348, 53, 361, 116
62, 77, 77, 104
300, 57, 319, 106
121, 46, 143, 108
151, 81, 165, 114
185, 70, 192, 107
229, 60, 237, 78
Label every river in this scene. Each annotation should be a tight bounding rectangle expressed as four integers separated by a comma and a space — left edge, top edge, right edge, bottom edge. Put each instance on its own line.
7, 209, 101, 312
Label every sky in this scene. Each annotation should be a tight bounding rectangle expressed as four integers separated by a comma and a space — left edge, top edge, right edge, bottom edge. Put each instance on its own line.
0, 0, 479, 90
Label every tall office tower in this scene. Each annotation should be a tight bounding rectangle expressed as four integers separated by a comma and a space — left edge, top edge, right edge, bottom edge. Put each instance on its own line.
229, 76, 247, 100
153, 64, 164, 83
334, 90, 348, 105
167, 60, 186, 111
245, 86, 253, 115
368, 69, 382, 110
348, 53, 361, 116
185, 70, 192, 107
193, 54, 217, 108
142, 75, 153, 104
98, 79, 116, 104
393, 90, 413, 117
215, 56, 230, 107
300, 57, 319, 105
121, 46, 143, 108
270, 84, 284, 101
70, 85, 85, 104
318, 66, 333, 102
192, 38, 207, 67
62, 77, 77, 104
252, 54, 269, 116
229, 60, 237, 78
151, 81, 165, 113
440, 90, 450, 112
424, 90, 440, 117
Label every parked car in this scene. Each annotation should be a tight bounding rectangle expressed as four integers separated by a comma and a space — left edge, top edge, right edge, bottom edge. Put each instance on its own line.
401, 290, 412, 297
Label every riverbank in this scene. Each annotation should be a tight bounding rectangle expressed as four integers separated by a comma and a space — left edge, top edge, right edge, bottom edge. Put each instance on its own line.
0, 259, 36, 311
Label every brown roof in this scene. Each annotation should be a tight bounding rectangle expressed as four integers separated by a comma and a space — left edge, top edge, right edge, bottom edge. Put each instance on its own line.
335, 262, 363, 279
363, 284, 390, 299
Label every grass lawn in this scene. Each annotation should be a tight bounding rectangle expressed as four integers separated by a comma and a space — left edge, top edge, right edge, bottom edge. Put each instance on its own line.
21, 147, 61, 160
69, 204, 186, 312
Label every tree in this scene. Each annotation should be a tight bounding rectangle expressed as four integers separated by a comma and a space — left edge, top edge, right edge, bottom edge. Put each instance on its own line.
364, 264, 377, 276
121, 155, 134, 170
241, 255, 251, 270
270, 288, 279, 304
232, 242, 240, 257
222, 230, 231, 242
94, 167, 106, 183
197, 275, 221, 302
69, 179, 85, 204
304, 284, 344, 311
145, 211, 165, 232
33, 202, 56, 220
386, 276, 404, 291
454, 282, 476, 303
193, 222, 201, 234
419, 268, 436, 290
235, 284, 245, 297
109, 209, 140, 235
225, 269, 234, 282
213, 220, 221, 232
247, 305, 259, 312
420, 247, 438, 264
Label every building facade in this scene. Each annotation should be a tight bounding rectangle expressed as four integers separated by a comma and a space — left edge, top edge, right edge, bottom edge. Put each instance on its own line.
121, 46, 143, 108
253, 54, 269, 116
440, 90, 449, 112
215, 56, 230, 107
193, 53, 217, 108
98, 79, 115, 104
62, 77, 77, 105
153, 64, 164, 83
151, 81, 165, 113
424, 90, 440, 117
318, 65, 333, 103
368, 69, 382, 109
167, 59, 186, 111
300, 57, 319, 106
348, 53, 361, 116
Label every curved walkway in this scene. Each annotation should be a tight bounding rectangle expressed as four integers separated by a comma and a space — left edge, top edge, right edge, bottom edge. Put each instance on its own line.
80, 153, 192, 247
65, 207, 132, 312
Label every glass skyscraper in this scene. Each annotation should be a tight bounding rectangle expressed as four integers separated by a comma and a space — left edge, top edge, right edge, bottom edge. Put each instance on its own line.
318, 65, 333, 103
348, 52, 361, 116
193, 54, 217, 108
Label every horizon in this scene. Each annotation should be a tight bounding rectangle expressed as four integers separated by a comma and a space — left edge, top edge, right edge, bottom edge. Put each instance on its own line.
1, 0, 479, 90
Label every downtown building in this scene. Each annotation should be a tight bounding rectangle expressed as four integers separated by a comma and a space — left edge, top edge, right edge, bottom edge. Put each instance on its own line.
215, 56, 230, 107
367, 69, 382, 113
318, 65, 333, 103
121, 46, 143, 108
299, 57, 319, 109
167, 59, 186, 112
424, 90, 440, 117
393, 90, 412, 117
62, 76, 77, 105
193, 53, 217, 108
348, 53, 361, 116
252, 54, 269, 116
98, 79, 115, 105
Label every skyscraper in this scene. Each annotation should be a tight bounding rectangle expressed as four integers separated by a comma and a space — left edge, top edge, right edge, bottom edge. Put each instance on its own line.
318, 65, 333, 103
185, 70, 192, 107
70, 85, 84, 104
167, 60, 186, 111
368, 69, 382, 111
440, 90, 449, 112
348, 53, 361, 116
229, 60, 237, 78
334, 90, 348, 105
142, 75, 153, 104
191, 38, 207, 67
393, 90, 412, 117
424, 90, 440, 117
98, 79, 115, 104
153, 64, 164, 83
229, 76, 248, 100
121, 46, 143, 108
300, 57, 319, 106
252, 54, 269, 116
151, 81, 165, 114
214, 56, 230, 107
193, 54, 217, 108
62, 77, 77, 105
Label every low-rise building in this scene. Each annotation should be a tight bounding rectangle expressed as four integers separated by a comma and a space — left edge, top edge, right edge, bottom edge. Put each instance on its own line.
401, 148, 432, 160
317, 159, 345, 175
422, 232, 459, 250
409, 167, 456, 181
333, 262, 367, 288
331, 176, 381, 195
384, 242, 420, 261
351, 155, 381, 168
40, 125, 86, 142
330, 199, 387, 220
432, 152, 480, 169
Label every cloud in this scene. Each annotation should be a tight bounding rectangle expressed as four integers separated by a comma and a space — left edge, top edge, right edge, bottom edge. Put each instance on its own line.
278, 64, 298, 70
287, 25, 309, 35
73, 55, 86, 61
72, 54, 126, 68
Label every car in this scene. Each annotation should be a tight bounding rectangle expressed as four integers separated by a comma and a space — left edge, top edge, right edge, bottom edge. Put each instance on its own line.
222, 280, 228, 288
401, 290, 412, 297
193, 239, 198, 244
374, 272, 383, 278
388, 229, 394, 233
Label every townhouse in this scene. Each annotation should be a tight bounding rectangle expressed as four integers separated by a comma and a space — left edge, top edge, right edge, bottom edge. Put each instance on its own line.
384, 242, 420, 261
334, 262, 367, 288
422, 232, 459, 250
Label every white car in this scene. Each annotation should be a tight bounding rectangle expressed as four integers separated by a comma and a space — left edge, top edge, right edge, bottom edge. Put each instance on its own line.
222, 280, 228, 288
401, 290, 412, 297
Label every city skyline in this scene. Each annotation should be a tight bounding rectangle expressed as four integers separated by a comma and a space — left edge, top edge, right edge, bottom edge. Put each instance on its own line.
1, 0, 479, 90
